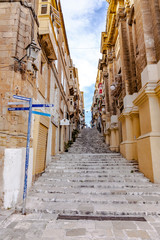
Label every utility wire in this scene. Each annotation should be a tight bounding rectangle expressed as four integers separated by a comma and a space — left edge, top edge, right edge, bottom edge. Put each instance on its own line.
71, 48, 100, 49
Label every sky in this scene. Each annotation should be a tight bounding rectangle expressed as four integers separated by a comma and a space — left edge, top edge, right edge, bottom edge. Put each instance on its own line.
60, 0, 108, 126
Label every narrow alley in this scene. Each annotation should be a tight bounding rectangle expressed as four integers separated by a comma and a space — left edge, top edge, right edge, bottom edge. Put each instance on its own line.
1, 129, 160, 240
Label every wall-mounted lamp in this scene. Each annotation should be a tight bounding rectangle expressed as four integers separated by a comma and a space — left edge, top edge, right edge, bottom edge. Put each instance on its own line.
110, 82, 123, 91
13, 39, 40, 73
26, 39, 40, 61
26, 40, 40, 74
110, 84, 116, 91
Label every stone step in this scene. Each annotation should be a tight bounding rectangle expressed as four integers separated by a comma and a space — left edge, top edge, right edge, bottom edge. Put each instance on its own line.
67, 152, 111, 154
57, 154, 123, 158
58, 158, 133, 161
27, 193, 160, 205
33, 181, 152, 189
51, 159, 138, 163
48, 163, 139, 167
30, 186, 160, 196
45, 167, 139, 173
49, 163, 138, 168
54, 157, 137, 160
18, 200, 160, 217
40, 173, 145, 179
54, 159, 132, 163
56, 160, 132, 163
44, 169, 139, 174
64, 166, 138, 169
50, 163, 137, 167
36, 177, 150, 184
42, 172, 144, 180
51, 160, 137, 165
41, 172, 143, 179
23, 128, 160, 222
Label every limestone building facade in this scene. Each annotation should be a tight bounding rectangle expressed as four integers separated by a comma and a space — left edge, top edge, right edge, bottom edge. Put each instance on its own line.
0, 0, 82, 208
93, 0, 160, 183
79, 91, 85, 129
91, 69, 106, 132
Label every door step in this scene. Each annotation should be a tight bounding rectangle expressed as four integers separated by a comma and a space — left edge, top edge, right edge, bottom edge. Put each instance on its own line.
57, 215, 146, 222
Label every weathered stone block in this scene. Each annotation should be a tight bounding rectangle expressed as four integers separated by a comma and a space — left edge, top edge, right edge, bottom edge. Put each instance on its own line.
66, 228, 86, 237
3, 32, 17, 38
126, 230, 150, 239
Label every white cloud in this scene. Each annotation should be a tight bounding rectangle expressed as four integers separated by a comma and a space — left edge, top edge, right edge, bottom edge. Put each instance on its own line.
60, 0, 107, 89
61, 0, 105, 17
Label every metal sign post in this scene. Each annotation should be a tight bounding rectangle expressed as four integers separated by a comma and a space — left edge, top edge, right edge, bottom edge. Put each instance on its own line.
22, 98, 32, 215
8, 95, 54, 214
12, 95, 32, 215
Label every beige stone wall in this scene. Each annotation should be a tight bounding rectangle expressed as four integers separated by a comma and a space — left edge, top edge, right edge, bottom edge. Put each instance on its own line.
0, 1, 38, 206
149, 0, 160, 62
102, 0, 160, 115
101, 0, 160, 115
0, 0, 81, 207
96, 0, 160, 182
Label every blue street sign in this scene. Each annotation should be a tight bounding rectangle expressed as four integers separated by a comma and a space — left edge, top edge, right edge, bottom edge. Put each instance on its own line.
13, 95, 31, 101
8, 107, 30, 111
8, 102, 29, 106
8, 102, 54, 108
32, 111, 51, 117
32, 104, 54, 108
8, 95, 53, 214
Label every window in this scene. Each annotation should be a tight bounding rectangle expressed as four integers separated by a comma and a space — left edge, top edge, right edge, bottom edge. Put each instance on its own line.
61, 98, 64, 112
70, 99, 73, 105
54, 44, 58, 69
70, 71, 72, 79
41, 5, 47, 14
65, 52, 67, 63
64, 78, 66, 93
62, 42, 64, 54
54, 26, 58, 39
55, 60, 58, 69
40, 61, 45, 75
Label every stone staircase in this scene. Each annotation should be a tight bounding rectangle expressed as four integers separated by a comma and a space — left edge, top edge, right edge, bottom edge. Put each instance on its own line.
18, 129, 160, 218
68, 128, 110, 153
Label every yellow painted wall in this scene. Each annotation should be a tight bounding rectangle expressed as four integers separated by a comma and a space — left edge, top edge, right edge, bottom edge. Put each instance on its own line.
134, 78, 160, 183
137, 136, 154, 182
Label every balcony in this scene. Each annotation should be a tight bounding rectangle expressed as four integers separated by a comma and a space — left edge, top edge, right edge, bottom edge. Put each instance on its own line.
101, 32, 108, 54
38, 2, 60, 60
98, 58, 106, 70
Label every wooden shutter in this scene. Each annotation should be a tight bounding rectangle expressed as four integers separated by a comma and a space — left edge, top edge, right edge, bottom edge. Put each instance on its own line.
35, 123, 48, 174
52, 124, 56, 156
